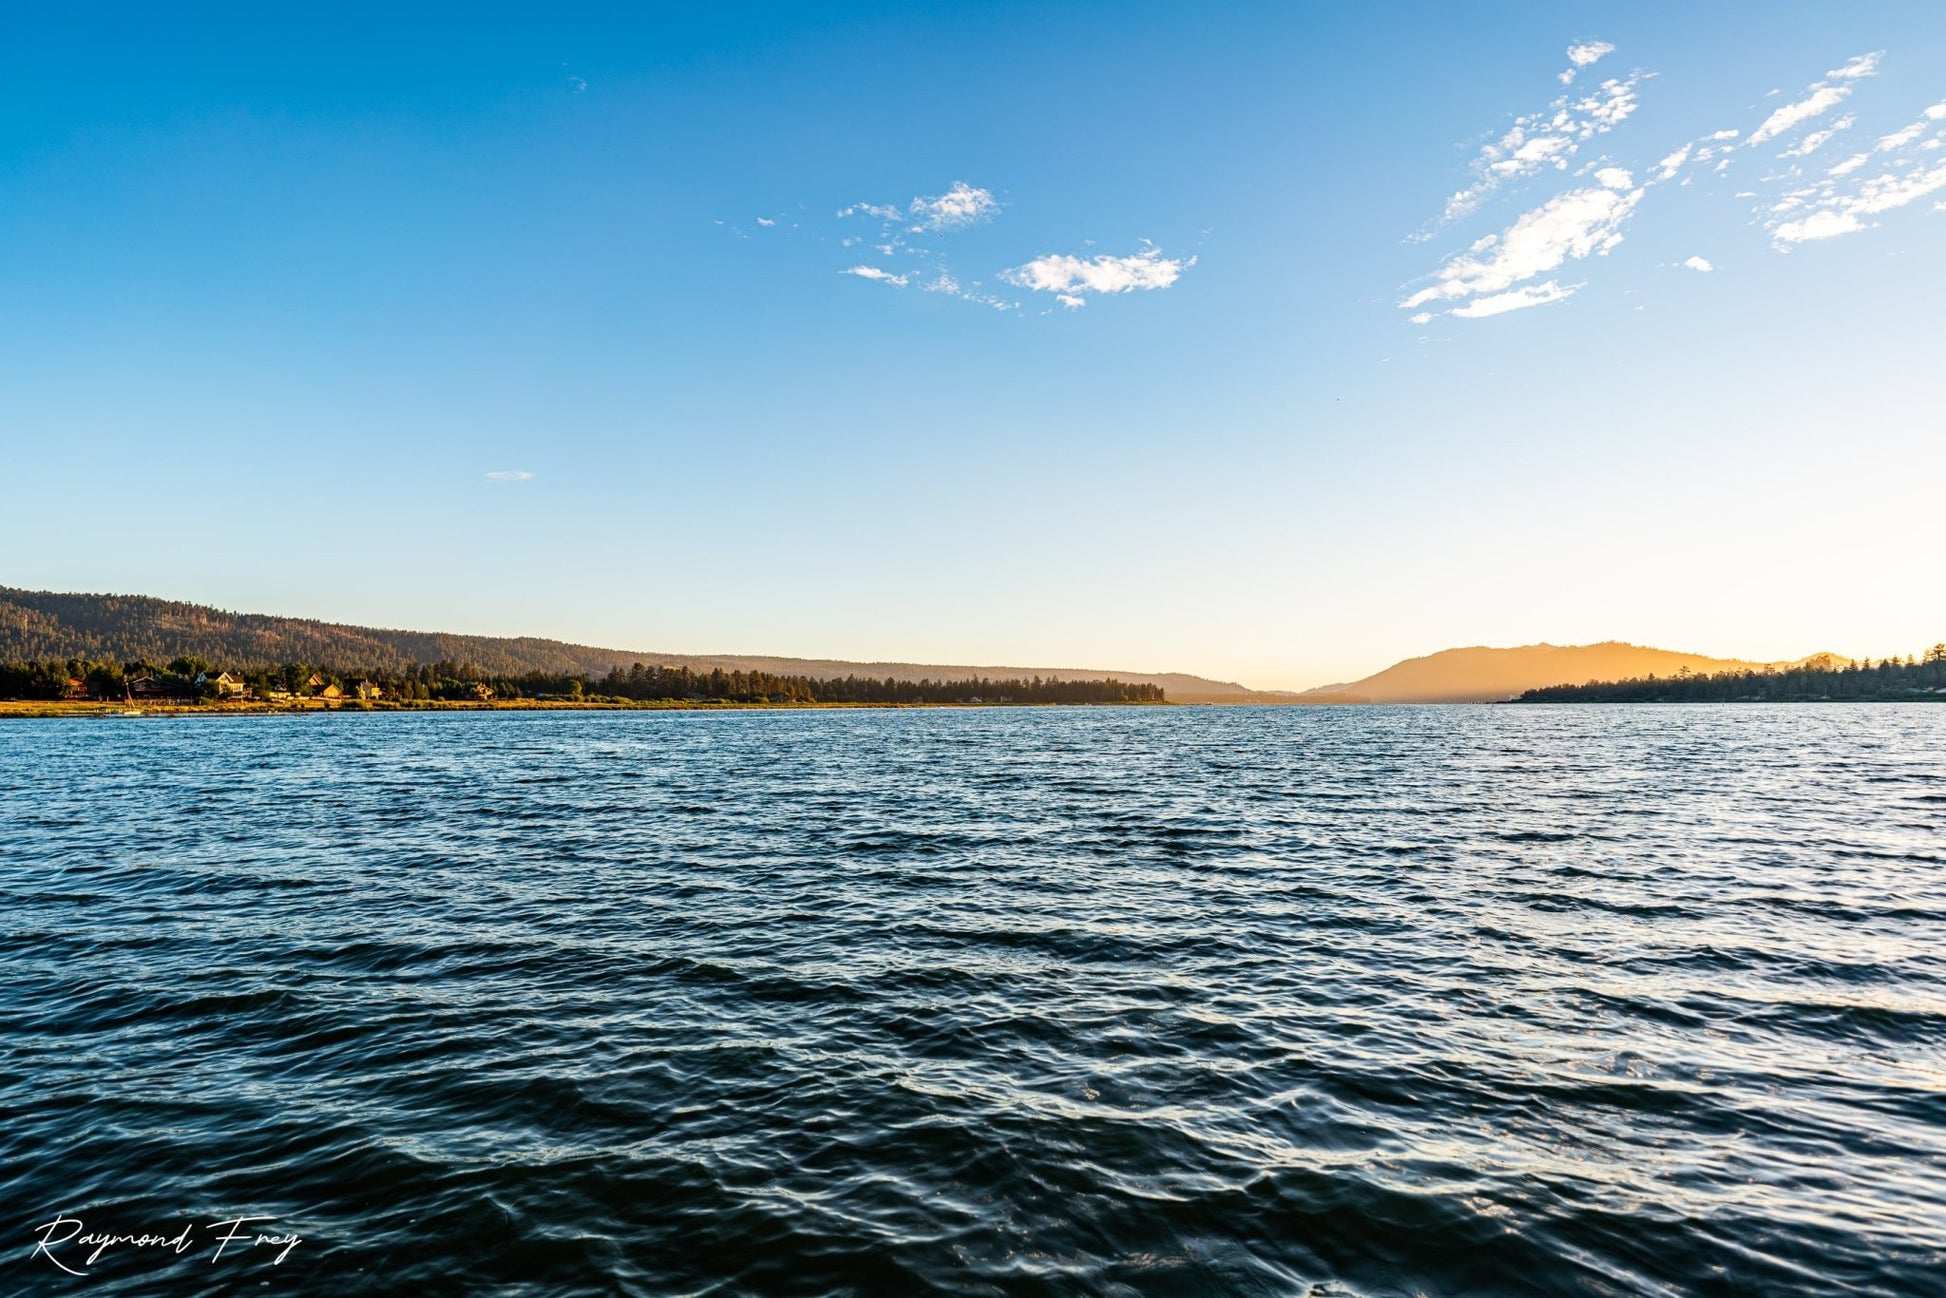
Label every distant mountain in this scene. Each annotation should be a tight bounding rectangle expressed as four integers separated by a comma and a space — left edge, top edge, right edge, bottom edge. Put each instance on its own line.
0, 587, 1266, 700
1294, 642, 1824, 704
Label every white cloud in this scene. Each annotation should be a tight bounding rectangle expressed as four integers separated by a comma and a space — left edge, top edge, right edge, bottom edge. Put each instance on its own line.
909, 182, 998, 231
1708, 129, 1741, 142
1002, 246, 1193, 297
1761, 80, 1946, 247
1449, 280, 1579, 317
1781, 116, 1853, 157
1402, 179, 1640, 314
1408, 311, 1434, 324
1774, 210, 1863, 243
837, 202, 900, 220
1877, 122, 1927, 152
1654, 144, 1693, 181
1425, 71, 1643, 230
842, 265, 908, 287
1681, 255, 1713, 272
1056, 294, 1086, 310
1840, 157, 1946, 213
1748, 54, 1881, 149
1750, 84, 1853, 146
911, 270, 1018, 311
1773, 157, 1946, 243
485, 470, 533, 481
1561, 40, 1616, 85
756, 217, 775, 227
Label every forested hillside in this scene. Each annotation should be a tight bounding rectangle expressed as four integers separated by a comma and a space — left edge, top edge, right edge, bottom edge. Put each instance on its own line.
0, 587, 1245, 697
1515, 648, 1946, 702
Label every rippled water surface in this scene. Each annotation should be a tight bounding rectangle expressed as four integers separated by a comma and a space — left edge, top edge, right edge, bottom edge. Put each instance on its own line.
5, 705, 1945, 1296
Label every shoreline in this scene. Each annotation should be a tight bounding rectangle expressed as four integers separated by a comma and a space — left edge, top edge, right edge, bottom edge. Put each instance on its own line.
0, 698, 1175, 719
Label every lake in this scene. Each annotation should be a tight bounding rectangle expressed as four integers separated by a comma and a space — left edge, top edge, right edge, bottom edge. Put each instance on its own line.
4, 705, 1943, 1295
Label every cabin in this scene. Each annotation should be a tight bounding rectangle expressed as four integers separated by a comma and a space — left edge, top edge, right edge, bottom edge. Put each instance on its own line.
465, 683, 495, 701
195, 671, 246, 698
355, 680, 384, 700
315, 682, 344, 700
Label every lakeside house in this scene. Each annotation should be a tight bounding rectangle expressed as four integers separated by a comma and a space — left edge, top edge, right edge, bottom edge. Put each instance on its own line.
195, 671, 247, 698
356, 680, 383, 700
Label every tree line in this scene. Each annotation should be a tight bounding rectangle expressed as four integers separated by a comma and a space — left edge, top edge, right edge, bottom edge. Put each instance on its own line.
0, 588, 615, 677
1516, 646, 1946, 703
0, 656, 1165, 705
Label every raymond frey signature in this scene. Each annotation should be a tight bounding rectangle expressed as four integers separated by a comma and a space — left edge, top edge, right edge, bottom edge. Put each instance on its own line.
30, 1215, 301, 1276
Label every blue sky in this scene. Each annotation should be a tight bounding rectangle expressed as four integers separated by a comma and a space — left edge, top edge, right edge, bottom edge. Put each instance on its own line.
4, 3, 1943, 687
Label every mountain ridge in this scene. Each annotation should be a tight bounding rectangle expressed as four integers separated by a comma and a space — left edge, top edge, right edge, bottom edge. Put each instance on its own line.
1294, 641, 1835, 704
0, 587, 1264, 701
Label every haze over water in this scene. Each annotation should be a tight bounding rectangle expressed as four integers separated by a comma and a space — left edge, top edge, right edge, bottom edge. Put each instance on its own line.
6, 705, 1944, 1295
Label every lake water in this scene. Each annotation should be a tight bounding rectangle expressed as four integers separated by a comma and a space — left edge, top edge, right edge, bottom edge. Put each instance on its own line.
4, 705, 1944, 1295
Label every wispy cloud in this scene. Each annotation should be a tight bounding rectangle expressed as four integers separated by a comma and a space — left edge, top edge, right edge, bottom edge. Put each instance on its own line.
1403, 170, 1640, 317
1451, 280, 1581, 317
1560, 40, 1616, 85
485, 470, 533, 482
1764, 95, 1946, 245
1748, 54, 1881, 147
828, 183, 1010, 305
1001, 245, 1194, 302
760, 179, 1190, 318
908, 182, 999, 231
1773, 156, 1946, 244
1749, 85, 1853, 146
1408, 42, 1944, 321
1875, 121, 1928, 152
916, 271, 1015, 311
1780, 116, 1854, 157
1828, 51, 1884, 80
1420, 43, 1639, 233
842, 265, 909, 287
